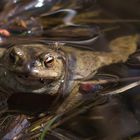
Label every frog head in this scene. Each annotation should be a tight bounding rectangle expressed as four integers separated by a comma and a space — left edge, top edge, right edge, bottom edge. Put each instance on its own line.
0, 43, 65, 95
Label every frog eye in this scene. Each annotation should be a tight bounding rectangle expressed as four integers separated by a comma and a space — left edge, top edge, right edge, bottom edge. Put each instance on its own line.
44, 55, 54, 67
9, 48, 23, 65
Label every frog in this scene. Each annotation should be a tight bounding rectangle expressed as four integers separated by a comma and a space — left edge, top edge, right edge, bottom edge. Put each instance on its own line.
0, 35, 139, 140
0, 35, 138, 112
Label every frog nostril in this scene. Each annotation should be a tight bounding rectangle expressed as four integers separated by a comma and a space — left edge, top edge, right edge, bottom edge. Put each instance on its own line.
31, 60, 42, 67
24, 61, 36, 72
25, 61, 40, 74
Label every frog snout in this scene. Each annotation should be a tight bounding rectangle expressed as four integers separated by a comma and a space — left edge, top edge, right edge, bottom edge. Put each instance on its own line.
23, 60, 42, 76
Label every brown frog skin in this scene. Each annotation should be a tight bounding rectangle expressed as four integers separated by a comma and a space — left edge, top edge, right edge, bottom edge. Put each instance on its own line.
0, 35, 138, 97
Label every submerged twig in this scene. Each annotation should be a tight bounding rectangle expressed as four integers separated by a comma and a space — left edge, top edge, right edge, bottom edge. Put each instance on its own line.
104, 80, 140, 95
82, 76, 140, 85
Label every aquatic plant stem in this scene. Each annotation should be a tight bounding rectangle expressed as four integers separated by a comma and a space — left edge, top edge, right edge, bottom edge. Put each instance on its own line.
40, 116, 60, 140
104, 80, 140, 95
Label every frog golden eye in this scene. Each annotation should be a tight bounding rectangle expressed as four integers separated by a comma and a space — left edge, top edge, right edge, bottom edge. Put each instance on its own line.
44, 55, 54, 67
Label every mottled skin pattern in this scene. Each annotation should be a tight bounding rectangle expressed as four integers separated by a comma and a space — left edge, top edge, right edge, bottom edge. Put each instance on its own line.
0, 35, 138, 110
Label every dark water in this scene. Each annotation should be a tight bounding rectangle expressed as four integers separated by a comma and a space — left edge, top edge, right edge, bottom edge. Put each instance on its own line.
1, 0, 140, 140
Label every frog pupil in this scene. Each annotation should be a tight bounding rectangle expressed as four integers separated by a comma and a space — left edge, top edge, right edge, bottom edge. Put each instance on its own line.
44, 56, 54, 67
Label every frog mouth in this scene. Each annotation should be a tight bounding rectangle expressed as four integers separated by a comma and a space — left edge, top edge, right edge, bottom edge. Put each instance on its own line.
16, 74, 51, 86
